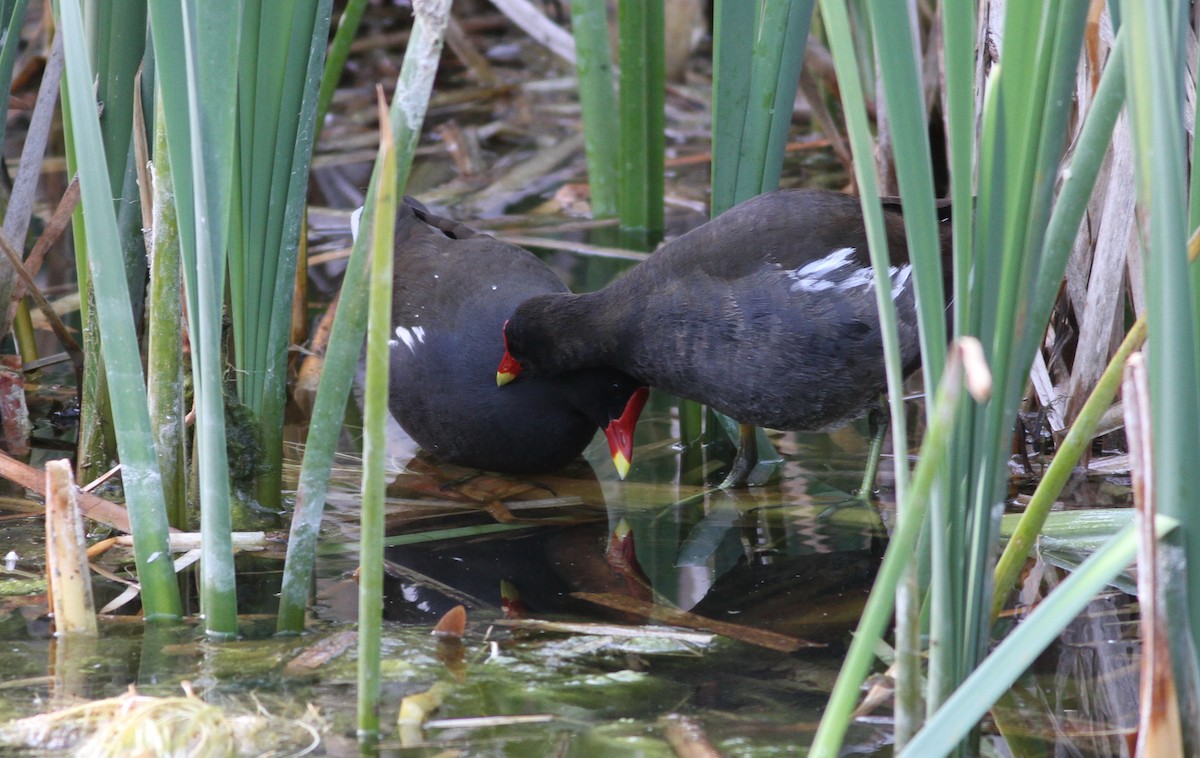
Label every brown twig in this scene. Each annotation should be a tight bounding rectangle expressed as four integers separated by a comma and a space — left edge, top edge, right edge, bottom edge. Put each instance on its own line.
659, 714, 724, 758
0, 227, 84, 385
18, 176, 79, 286
0, 449, 142, 533
573, 591, 821, 653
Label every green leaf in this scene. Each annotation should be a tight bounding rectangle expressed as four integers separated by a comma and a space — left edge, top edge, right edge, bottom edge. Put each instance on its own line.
60, 0, 180, 621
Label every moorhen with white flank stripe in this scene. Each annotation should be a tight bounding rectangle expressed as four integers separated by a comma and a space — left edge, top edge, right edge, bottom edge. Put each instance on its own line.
381, 199, 648, 476
497, 189, 946, 487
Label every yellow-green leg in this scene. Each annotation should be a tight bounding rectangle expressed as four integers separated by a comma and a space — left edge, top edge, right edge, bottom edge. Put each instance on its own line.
858, 406, 889, 500
720, 423, 758, 488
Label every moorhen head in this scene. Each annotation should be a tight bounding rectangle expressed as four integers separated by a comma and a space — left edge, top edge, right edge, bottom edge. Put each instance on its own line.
496, 188, 949, 485
377, 198, 648, 476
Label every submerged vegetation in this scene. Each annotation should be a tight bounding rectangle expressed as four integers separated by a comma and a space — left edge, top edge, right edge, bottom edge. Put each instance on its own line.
0, 0, 1194, 754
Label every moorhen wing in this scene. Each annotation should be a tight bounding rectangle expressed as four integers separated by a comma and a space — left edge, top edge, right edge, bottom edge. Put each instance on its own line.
378, 198, 648, 476
497, 188, 949, 486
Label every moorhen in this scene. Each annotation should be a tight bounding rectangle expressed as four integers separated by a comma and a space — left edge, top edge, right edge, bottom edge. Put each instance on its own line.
379, 198, 648, 476
497, 188, 948, 486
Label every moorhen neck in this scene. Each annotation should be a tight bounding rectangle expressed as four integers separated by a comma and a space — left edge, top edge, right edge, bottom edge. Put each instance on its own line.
497, 188, 949, 486
382, 198, 648, 476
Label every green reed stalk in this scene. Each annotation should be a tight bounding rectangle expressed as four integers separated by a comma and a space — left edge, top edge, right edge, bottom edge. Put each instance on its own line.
990, 33, 1131, 617
231, 0, 332, 511
813, 1, 1101, 751
73, 2, 148, 486
357, 98, 397, 741
146, 0, 242, 636
1025, 29, 1126, 352
901, 517, 1178, 756
865, 0, 944, 389
861, 2, 945, 742
275, 197, 375, 634
810, 3, 917, 747
616, 0, 664, 239
942, 1, 974, 340
85, 1, 145, 202
731, 0, 812, 205
708, 1, 813, 470
315, 0, 367, 142
1121, 0, 1200, 665
992, 317, 1145, 619
951, 4, 1089, 721
710, 0, 812, 214
809, 342, 981, 757
709, 0, 754, 216
277, 0, 452, 635
85, 1, 150, 330
815, 0, 910, 508
61, 0, 180, 621
0, 0, 28, 156
569, 0, 617, 218
147, 99, 188, 530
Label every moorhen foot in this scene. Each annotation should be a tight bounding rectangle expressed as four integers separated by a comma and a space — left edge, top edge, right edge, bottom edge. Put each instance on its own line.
375, 198, 648, 476
497, 188, 950, 487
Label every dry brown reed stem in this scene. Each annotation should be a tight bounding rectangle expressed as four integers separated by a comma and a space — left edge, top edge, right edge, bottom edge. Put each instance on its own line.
44, 459, 97, 636
1126, 353, 1184, 757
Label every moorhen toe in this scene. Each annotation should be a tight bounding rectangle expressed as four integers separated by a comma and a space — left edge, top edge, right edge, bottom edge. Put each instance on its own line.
379, 198, 648, 476
497, 188, 949, 486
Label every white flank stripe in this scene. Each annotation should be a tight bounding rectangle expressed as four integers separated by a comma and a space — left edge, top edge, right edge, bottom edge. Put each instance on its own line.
890, 264, 913, 300
796, 246, 856, 277
395, 326, 417, 352
786, 246, 913, 298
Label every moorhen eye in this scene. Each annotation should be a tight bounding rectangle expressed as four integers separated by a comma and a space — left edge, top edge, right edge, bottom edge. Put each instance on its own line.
387, 197, 646, 477
496, 188, 952, 487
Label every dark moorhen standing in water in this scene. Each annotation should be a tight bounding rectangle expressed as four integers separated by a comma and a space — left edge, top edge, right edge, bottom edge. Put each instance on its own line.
497, 188, 949, 487
377, 198, 648, 476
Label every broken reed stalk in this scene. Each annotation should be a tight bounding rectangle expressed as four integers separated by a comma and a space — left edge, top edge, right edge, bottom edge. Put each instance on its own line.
45, 459, 97, 637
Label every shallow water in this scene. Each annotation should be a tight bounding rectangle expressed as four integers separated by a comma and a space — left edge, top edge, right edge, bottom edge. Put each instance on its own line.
0, 3, 1145, 750
0, 232, 1143, 756
0, 398, 1141, 755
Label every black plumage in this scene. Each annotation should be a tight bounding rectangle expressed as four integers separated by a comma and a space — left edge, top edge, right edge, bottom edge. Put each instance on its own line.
499, 189, 941, 435
388, 199, 646, 475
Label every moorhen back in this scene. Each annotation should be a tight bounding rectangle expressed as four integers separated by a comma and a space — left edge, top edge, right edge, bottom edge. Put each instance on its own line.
497, 188, 948, 485
384, 199, 647, 476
